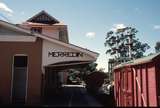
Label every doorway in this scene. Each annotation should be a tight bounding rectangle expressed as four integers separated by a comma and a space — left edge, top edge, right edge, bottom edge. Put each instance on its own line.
11, 55, 28, 104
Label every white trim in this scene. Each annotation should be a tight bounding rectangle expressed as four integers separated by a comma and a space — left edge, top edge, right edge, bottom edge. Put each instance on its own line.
41, 39, 45, 74
25, 55, 29, 104
0, 35, 36, 42
10, 55, 14, 103
47, 61, 92, 67
14, 54, 28, 56
10, 54, 28, 104
0, 21, 31, 34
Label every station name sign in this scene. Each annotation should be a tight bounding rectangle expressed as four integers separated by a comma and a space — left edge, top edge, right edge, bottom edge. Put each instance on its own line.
48, 51, 84, 57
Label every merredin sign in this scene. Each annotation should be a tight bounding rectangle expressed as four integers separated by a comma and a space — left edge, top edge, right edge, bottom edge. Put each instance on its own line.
48, 51, 84, 57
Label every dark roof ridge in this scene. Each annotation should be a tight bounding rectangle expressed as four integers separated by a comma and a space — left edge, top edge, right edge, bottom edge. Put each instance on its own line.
26, 10, 60, 24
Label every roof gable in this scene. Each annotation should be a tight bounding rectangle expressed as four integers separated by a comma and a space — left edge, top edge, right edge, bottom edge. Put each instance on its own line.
0, 20, 99, 60
27, 10, 59, 24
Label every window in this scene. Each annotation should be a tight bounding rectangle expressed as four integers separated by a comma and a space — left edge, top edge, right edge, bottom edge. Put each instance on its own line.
14, 56, 28, 67
59, 30, 64, 41
31, 27, 42, 34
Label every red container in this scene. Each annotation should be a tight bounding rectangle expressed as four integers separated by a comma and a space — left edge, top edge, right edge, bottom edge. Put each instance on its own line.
114, 53, 160, 107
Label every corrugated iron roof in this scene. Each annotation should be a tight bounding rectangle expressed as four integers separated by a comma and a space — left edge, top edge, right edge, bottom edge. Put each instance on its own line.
114, 52, 160, 69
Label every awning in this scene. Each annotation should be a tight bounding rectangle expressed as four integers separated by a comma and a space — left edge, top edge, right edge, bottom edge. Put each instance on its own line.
45, 61, 93, 70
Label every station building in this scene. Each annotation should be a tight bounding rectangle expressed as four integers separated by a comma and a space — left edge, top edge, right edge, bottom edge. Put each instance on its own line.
0, 10, 98, 105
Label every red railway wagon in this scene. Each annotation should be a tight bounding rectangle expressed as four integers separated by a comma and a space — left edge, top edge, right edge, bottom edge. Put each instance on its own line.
114, 52, 160, 107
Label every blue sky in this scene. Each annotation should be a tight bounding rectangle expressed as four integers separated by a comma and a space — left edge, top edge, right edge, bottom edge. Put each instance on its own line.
0, 0, 160, 71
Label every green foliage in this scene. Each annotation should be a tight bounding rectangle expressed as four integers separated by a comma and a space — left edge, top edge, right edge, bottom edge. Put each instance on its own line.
104, 27, 150, 63
155, 41, 160, 53
78, 62, 98, 81
85, 62, 97, 73
67, 69, 81, 84
85, 71, 107, 93
67, 62, 98, 84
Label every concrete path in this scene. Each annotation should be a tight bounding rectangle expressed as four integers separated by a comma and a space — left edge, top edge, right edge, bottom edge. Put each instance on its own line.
45, 84, 103, 107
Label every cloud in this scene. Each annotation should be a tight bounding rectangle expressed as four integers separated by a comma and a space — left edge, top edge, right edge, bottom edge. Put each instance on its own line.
110, 24, 126, 32
134, 8, 142, 14
135, 8, 139, 11
153, 25, 160, 30
134, 8, 141, 12
0, 2, 13, 13
20, 11, 25, 15
85, 32, 96, 38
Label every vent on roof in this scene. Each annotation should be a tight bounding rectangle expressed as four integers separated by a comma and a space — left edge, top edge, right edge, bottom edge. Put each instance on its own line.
27, 10, 59, 24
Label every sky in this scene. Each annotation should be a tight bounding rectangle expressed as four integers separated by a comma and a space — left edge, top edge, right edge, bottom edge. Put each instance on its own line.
0, 0, 160, 72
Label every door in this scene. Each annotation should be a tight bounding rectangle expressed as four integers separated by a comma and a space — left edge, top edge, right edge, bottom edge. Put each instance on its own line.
12, 55, 28, 104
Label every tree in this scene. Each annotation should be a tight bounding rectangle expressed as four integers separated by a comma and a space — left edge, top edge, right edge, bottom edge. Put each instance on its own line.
85, 71, 107, 93
108, 58, 116, 81
85, 62, 98, 73
104, 27, 150, 64
67, 62, 98, 84
155, 41, 160, 53
78, 62, 98, 82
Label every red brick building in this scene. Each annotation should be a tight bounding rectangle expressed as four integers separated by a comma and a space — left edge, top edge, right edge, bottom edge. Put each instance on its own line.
0, 11, 98, 105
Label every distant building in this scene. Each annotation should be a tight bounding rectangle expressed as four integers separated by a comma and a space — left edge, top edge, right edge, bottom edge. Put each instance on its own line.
0, 10, 98, 105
